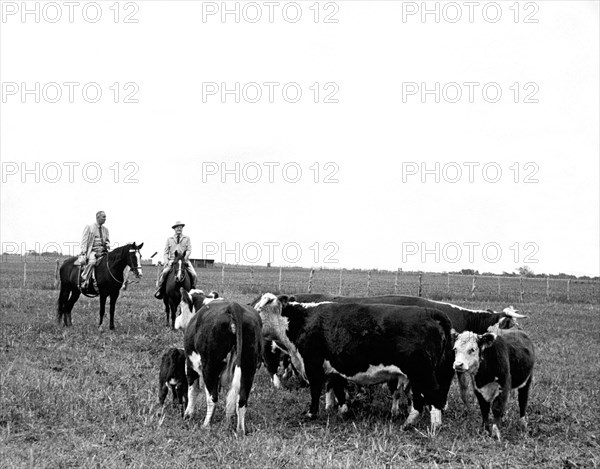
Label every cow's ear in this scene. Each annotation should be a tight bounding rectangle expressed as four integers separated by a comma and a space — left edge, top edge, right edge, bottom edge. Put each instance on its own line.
451, 328, 459, 343
478, 333, 496, 350
209, 291, 219, 299
182, 250, 187, 257
288, 296, 296, 303
174, 250, 179, 257
277, 295, 289, 308
137, 242, 144, 249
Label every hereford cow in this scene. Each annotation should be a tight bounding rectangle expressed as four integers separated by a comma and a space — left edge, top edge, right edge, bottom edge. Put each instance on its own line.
254, 293, 454, 433
158, 348, 188, 415
453, 329, 535, 440
176, 289, 262, 436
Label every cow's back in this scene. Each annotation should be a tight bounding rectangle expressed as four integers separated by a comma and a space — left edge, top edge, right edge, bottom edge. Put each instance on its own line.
498, 330, 535, 386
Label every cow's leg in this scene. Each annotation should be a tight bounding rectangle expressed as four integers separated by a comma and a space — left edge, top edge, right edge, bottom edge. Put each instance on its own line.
98, 294, 108, 331
306, 365, 324, 419
457, 372, 472, 407
108, 291, 119, 330
517, 374, 533, 430
326, 374, 348, 414
158, 381, 168, 406
490, 389, 509, 441
474, 390, 493, 437
203, 385, 217, 427
403, 388, 425, 430
184, 367, 201, 419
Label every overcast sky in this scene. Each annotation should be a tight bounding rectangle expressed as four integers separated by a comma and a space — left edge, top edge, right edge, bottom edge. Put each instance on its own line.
1, 1, 598, 276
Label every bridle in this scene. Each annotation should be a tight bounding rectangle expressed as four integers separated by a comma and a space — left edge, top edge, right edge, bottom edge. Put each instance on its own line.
106, 248, 142, 285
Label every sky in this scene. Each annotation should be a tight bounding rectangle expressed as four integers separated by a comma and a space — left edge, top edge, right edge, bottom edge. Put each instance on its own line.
1, 1, 599, 276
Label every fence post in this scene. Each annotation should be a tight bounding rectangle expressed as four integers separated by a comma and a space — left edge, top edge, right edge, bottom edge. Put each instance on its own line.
418, 274, 423, 297
394, 268, 399, 294
471, 275, 477, 299
367, 271, 372, 296
519, 276, 525, 303
221, 264, 225, 293
54, 258, 60, 290
546, 276, 550, 302
446, 272, 450, 296
566, 279, 571, 302
307, 269, 314, 293
338, 268, 343, 295
250, 266, 254, 291
278, 266, 283, 293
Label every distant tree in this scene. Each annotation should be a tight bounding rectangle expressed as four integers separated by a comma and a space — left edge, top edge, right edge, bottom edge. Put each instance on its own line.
458, 269, 479, 276
516, 265, 535, 277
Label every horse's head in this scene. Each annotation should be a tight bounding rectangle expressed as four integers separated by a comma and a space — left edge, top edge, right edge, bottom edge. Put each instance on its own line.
173, 250, 187, 283
127, 242, 144, 278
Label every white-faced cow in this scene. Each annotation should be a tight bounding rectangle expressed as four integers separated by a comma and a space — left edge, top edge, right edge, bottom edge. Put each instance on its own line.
158, 348, 188, 415
453, 329, 535, 440
254, 293, 454, 433
175, 289, 262, 436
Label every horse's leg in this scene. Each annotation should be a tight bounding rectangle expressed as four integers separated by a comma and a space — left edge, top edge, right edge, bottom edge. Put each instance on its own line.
163, 298, 170, 327
66, 287, 80, 327
109, 291, 120, 330
98, 294, 107, 331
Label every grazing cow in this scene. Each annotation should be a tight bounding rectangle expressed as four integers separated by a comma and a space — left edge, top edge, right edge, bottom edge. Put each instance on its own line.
453, 329, 535, 440
158, 348, 188, 414
176, 289, 262, 436
254, 293, 454, 433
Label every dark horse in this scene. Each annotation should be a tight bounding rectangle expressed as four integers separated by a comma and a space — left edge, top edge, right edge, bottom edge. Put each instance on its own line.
57, 242, 144, 330
164, 250, 192, 329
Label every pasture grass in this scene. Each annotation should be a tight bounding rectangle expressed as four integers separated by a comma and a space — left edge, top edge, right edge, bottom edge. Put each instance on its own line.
1, 263, 599, 468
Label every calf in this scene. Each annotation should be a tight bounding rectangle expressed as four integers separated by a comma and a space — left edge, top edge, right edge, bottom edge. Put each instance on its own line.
176, 289, 262, 436
255, 293, 454, 433
158, 348, 188, 414
453, 329, 535, 440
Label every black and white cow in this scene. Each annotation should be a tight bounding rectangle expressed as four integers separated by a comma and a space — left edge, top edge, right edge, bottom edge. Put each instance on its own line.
158, 348, 188, 414
254, 293, 454, 433
175, 289, 262, 436
453, 329, 535, 440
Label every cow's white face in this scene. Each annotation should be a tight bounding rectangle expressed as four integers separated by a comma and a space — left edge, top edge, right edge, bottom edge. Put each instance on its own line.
175, 292, 195, 331
253, 293, 308, 382
453, 332, 481, 373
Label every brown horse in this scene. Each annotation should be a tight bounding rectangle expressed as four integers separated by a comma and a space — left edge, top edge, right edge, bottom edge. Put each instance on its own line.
57, 242, 144, 330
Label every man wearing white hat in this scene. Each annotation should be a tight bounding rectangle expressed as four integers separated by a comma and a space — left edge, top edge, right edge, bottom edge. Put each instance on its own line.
154, 221, 197, 299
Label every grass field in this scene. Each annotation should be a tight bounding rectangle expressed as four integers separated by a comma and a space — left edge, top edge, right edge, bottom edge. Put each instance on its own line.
1, 261, 599, 468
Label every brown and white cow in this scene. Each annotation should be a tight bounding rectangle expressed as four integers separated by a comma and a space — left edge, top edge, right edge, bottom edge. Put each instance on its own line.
176, 289, 262, 436
255, 293, 455, 433
453, 329, 535, 440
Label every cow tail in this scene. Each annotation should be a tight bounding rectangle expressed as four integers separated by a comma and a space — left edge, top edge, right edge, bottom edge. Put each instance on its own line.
225, 303, 244, 417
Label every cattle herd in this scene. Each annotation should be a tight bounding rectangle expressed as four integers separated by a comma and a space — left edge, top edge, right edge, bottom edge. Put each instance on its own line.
157, 289, 535, 440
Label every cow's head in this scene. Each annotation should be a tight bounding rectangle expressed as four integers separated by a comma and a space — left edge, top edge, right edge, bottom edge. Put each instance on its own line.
174, 289, 220, 331
453, 331, 497, 374
253, 292, 307, 381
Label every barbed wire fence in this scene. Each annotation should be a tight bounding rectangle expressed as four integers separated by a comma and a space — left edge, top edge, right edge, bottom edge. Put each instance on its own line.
1, 255, 598, 304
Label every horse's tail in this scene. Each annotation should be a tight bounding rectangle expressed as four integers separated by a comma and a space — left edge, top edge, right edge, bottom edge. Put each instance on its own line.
56, 260, 72, 323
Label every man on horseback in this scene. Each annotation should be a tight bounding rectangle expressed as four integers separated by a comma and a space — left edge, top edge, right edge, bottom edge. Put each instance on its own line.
154, 221, 197, 299
80, 211, 110, 291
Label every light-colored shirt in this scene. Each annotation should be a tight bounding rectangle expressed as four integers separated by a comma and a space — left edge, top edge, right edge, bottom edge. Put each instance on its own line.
163, 235, 192, 264
81, 223, 110, 256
